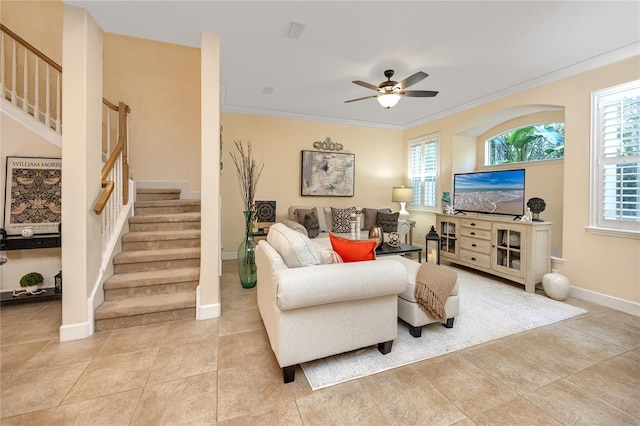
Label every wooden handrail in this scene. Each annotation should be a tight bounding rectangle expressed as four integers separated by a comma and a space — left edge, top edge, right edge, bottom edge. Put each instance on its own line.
0, 24, 61, 72
93, 101, 130, 214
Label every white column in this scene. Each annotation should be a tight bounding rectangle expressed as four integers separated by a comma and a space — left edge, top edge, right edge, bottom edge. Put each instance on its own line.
197, 32, 221, 319
60, 4, 104, 341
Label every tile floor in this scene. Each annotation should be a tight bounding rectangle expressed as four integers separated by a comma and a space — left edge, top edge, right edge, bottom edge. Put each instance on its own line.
1, 260, 639, 425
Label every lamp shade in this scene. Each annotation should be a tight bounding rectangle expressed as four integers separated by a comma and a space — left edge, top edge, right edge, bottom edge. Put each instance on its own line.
377, 93, 401, 109
392, 186, 414, 203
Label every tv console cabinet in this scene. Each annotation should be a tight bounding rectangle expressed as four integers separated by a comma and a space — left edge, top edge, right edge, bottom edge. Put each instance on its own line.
436, 214, 552, 293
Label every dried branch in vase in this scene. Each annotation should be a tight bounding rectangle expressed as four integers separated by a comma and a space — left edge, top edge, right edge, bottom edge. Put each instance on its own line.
229, 140, 264, 212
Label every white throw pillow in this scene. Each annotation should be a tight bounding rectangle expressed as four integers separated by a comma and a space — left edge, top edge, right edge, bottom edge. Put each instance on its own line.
267, 223, 323, 268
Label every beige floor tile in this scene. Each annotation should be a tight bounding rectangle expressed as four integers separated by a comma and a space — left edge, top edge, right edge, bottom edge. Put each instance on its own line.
218, 399, 303, 426
218, 305, 264, 337
131, 371, 217, 425
525, 378, 638, 425
62, 348, 157, 404
0, 301, 53, 324
296, 380, 390, 426
29, 301, 62, 321
1, 340, 50, 379
217, 329, 272, 370
0, 361, 89, 418
162, 317, 219, 346
217, 358, 295, 422
95, 322, 170, 358
0, 317, 60, 345
359, 364, 467, 425
413, 353, 519, 417
565, 350, 640, 417
0, 407, 63, 425
146, 339, 218, 385
24, 331, 111, 370
43, 388, 141, 425
223, 290, 259, 312
463, 339, 562, 394
471, 395, 563, 425
562, 310, 640, 350
503, 323, 627, 376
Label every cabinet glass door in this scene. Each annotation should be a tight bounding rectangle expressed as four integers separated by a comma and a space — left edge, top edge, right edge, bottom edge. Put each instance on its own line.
494, 226, 524, 277
439, 219, 458, 258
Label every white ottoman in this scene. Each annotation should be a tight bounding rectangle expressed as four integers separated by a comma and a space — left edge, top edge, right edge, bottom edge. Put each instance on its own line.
392, 256, 460, 338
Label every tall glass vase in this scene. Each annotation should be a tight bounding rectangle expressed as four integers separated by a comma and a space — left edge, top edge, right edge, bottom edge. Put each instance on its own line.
237, 210, 257, 288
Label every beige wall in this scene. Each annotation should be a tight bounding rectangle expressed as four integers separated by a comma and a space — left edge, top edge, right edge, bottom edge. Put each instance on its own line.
1, 0, 62, 64
102, 34, 202, 193
405, 56, 640, 304
219, 113, 404, 255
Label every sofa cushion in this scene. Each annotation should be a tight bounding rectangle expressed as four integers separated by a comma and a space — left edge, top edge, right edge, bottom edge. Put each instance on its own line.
304, 212, 320, 238
331, 207, 356, 233
294, 207, 318, 226
316, 245, 344, 264
267, 223, 323, 268
362, 208, 391, 231
329, 232, 378, 262
377, 211, 399, 233
281, 219, 308, 237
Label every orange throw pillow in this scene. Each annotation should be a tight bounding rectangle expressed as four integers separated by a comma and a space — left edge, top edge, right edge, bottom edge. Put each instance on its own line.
329, 233, 378, 263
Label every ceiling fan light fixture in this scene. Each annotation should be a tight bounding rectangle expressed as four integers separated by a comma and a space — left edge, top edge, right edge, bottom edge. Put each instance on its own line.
377, 93, 401, 109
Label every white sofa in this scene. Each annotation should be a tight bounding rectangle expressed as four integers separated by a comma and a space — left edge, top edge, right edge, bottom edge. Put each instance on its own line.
287, 205, 411, 241
256, 223, 408, 383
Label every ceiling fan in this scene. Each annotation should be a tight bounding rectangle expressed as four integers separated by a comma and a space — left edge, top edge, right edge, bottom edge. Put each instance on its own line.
345, 69, 438, 109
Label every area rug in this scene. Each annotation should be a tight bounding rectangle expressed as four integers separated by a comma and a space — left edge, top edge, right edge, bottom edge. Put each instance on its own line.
300, 267, 587, 390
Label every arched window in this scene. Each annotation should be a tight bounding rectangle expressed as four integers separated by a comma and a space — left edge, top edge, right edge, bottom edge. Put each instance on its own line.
486, 123, 564, 165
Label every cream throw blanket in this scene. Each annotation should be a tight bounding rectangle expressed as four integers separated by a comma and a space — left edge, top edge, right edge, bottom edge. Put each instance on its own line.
414, 263, 457, 323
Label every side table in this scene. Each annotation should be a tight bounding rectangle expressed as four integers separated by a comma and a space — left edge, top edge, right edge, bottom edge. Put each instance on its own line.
405, 220, 416, 245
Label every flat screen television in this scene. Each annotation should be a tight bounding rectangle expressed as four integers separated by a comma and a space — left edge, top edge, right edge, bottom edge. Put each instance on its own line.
453, 169, 525, 217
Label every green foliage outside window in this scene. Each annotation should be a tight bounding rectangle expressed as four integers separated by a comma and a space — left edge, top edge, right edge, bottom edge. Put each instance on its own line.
487, 123, 564, 165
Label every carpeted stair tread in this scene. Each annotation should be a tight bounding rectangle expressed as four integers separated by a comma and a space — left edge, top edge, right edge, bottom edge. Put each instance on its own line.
137, 188, 181, 195
135, 199, 201, 208
129, 212, 201, 224
104, 267, 200, 289
121, 229, 201, 243
114, 247, 200, 264
95, 292, 195, 319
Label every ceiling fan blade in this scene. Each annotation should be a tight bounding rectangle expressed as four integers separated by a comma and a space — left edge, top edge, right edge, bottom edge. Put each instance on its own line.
344, 95, 378, 103
398, 71, 428, 89
352, 80, 380, 91
401, 90, 439, 97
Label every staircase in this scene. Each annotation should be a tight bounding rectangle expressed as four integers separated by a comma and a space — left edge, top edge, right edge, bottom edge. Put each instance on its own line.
94, 188, 201, 331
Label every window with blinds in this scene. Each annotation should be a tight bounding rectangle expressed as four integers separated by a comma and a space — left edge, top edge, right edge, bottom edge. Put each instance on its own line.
591, 80, 640, 235
408, 134, 439, 210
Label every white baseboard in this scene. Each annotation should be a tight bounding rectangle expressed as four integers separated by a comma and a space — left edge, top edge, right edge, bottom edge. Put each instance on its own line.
196, 286, 221, 319
135, 180, 200, 199
222, 251, 237, 260
59, 321, 91, 342
570, 286, 640, 317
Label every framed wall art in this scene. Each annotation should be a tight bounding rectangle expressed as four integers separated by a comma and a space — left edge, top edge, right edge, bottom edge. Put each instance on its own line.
301, 150, 355, 197
3, 156, 62, 235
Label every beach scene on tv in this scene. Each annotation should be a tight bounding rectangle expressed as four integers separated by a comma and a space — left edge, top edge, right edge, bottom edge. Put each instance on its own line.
453, 170, 525, 216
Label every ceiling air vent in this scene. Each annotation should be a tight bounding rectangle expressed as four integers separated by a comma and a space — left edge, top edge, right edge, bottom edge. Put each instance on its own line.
285, 22, 305, 40
262, 87, 274, 95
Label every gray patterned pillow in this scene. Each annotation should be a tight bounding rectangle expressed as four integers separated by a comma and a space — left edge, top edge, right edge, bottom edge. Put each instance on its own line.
376, 211, 399, 233
331, 207, 356, 233
304, 212, 320, 238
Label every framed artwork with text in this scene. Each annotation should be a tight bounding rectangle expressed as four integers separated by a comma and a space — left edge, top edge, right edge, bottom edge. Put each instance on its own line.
3, 156, 62, 235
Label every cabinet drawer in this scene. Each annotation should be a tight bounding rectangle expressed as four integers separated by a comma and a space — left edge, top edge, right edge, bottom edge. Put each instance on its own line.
460, 249, 491, 268
460, 236, 491, 253
460, 219, 491, 231
460, 227, 491, 240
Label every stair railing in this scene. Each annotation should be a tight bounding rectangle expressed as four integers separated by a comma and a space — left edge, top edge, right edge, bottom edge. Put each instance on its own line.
0, 24, 62, 133
94, 99, 131, 254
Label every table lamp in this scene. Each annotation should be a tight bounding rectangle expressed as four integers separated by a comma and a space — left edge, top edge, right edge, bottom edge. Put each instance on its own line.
392, 186, 413, 220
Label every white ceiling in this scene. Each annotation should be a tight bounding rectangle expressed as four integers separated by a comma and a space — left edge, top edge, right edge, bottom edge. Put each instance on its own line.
66, 1, 640, 130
